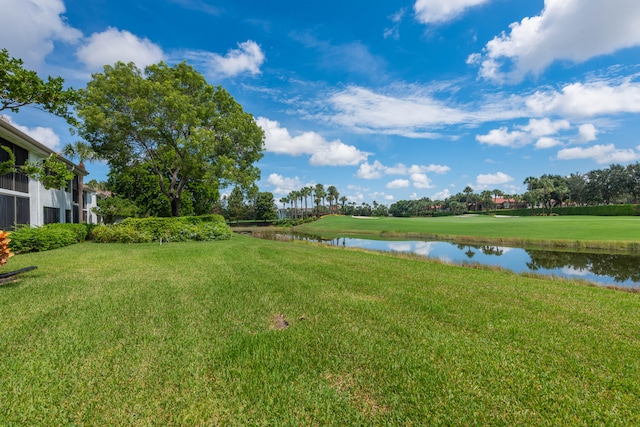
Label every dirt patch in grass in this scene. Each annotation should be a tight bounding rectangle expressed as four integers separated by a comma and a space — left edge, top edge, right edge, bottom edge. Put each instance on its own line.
324, 372, 388, 418
271, 313, 289, 330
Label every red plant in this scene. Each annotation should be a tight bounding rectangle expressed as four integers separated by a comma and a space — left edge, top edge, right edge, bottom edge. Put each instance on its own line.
0, 230, 14, 267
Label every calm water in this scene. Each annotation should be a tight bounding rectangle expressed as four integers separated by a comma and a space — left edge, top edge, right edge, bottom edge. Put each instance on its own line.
251, 231, 640, 288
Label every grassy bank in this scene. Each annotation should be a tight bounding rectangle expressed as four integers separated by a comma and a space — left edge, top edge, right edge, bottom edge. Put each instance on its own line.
1, 235, 639, 425
296, 215, 640, 251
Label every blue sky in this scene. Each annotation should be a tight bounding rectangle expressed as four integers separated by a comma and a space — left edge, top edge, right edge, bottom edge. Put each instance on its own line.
3, 0, 640, 205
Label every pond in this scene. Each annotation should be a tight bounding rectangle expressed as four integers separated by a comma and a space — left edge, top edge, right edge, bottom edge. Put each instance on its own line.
250, 230, 640, 288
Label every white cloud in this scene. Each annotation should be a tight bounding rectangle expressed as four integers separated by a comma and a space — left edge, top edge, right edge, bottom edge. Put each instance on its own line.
476, 127, 525, 147
476, 172, 513, 186
0, 0, 82, 69
325, 86, 470, 138
526, 80, 640, 117
431, 189, 451, 200
386, 179, 410, 189
477, 118, 578, 149
474, 0, 640, 82
205, 40, 265, 78
76, 27, 165, 70
356, 161, 386, 179
578, 123, 598, 142
414, 0, 491, 25
257, 117, 369, 166
267, 173, 302, 195
409, 192, 418, 200
0, 0, 82, 68
356, 160, 450, 179
557, 144, 640, 164
535, 137, 562, 149
411, 173, 433, 189
520, 118, 571, 137
1, 115, 61, 151
383, 8, 405, 40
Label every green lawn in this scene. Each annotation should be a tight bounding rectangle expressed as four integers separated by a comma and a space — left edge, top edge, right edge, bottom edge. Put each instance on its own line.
296, 215, 640, 251
1, 235, 639, 425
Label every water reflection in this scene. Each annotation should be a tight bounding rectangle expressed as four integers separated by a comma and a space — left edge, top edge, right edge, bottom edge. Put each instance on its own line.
249, 230, 640, 287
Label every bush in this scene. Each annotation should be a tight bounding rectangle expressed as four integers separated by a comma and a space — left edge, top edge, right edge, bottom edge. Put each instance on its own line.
501, 204, 640, 217
9, 223, 89, 253
90, 225, 153, 243
90, 215, 232, 243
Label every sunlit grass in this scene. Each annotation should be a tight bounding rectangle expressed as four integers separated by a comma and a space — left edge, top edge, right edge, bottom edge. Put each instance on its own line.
1, 235, 639, 425
296, 215, 640, 251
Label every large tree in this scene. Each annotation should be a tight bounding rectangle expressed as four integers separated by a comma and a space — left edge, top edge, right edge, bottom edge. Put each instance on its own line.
74, 61, 264, 216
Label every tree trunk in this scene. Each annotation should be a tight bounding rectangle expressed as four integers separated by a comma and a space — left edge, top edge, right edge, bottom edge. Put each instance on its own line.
171, 196, 180, 217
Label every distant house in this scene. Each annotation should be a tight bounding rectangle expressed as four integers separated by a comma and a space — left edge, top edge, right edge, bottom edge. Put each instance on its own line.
0, 116, 89, 230
493, 197, 517, 209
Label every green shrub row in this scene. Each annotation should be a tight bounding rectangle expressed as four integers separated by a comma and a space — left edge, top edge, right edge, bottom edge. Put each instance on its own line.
9, 223, 89, 253
274, 216, 319, 227
91, 215, 232, 243
500, 204, 640, 217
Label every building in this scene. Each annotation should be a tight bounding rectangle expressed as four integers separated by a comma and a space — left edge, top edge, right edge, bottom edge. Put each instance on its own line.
0, 116, 89, 230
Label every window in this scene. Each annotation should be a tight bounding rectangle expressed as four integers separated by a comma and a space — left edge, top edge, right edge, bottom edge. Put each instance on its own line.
72, 175, 79, 203
44, 207, 60, 224
65, 209, 71, 224
0, 139, 29, 193
0, 194, 30, 230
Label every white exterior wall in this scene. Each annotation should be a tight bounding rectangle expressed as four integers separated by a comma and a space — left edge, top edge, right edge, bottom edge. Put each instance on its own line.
83, 190, 99, 224
1, 117, 86, 228
26, 151, 75, 227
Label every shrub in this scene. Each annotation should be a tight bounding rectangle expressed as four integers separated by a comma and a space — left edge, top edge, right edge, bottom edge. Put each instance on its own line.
501, 204, 640, 217
90, 225, 153, 243
90, 215, 232, 243
8, 223, 89, 253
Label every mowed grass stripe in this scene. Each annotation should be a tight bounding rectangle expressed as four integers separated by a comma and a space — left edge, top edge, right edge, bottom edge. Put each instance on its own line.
296, 215, 640, 250
0, 235, 639, 425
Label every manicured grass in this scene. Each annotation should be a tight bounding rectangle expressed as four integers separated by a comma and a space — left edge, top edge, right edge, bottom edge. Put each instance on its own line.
1, 235, 640, 425
296, 215, 640, 251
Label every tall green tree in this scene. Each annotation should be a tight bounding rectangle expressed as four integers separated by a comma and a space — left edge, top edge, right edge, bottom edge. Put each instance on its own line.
327, 185, 339, 213
226, 186, 247, 222
74, 61, 264, 217
254, 192, 277, 221
314, 183, 326, 215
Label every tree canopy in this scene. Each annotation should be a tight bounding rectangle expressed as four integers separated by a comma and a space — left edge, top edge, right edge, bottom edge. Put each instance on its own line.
0, 49, 79, 186
0, 48, 78, 122
74, 61, 264, 216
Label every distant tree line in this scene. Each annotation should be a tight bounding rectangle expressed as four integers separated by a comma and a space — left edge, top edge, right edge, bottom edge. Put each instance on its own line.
390, 163, 640, 217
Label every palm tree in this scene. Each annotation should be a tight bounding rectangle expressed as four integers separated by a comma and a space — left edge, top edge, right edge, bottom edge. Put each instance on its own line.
301, 186, 312, 218
492, 189, 503, 214
288, 190, 300, 219
327, 185, 339, 213
297, 191, 304, 219
62, 141, 100, 223
279, 196, 289, 219
463, 186, 474, 212
339, 196, 348, 214
480, 190, 493, 213
314, 183, 326, 215
524, 176, 538, 192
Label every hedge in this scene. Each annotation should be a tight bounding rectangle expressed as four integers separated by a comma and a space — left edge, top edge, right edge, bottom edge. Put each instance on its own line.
497, 204, 640, 217
8, 223, 89, 253
90, 215, 232, 243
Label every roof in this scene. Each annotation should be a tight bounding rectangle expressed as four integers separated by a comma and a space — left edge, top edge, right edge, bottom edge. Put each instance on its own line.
0, 116, 88, 177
